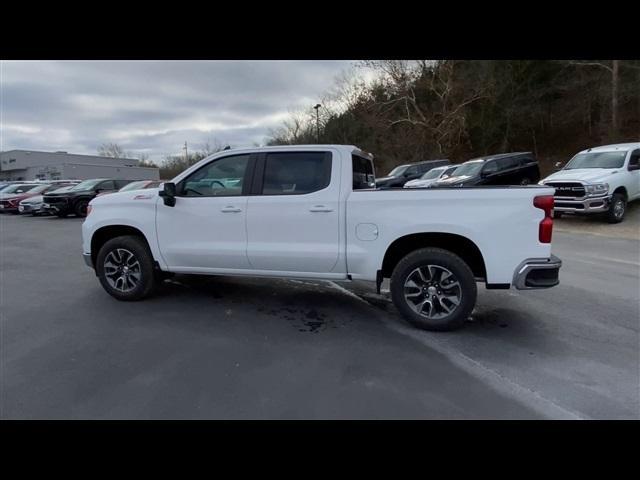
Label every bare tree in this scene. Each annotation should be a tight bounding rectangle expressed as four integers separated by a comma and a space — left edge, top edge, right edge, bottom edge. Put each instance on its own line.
97, 142, 127, 158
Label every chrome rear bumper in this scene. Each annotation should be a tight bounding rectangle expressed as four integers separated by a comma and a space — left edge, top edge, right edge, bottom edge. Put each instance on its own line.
513, 255, 562, 290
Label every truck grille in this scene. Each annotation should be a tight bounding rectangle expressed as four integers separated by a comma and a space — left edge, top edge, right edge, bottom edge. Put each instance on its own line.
545, 182, 585, 198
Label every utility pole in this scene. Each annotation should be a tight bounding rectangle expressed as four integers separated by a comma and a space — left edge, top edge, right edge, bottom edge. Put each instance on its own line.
183, 141, 188, 163
313, 104, 322, 143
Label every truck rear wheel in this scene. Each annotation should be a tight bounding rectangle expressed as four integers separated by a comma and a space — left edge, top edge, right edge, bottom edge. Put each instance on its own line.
96, 235, 156, 301
606, 193, 626, 223
390, 248, 477, 331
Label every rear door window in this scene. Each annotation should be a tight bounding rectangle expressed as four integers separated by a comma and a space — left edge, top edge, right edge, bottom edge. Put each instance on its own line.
261, 152, 331, 195
352, 155, 375, 190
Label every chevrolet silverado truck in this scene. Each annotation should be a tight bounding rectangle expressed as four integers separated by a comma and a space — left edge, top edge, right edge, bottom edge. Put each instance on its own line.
540, 143, 640, 223
82, 145, 561, 331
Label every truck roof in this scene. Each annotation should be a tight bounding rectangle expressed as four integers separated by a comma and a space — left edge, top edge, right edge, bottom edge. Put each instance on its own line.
580, 142, 640, 153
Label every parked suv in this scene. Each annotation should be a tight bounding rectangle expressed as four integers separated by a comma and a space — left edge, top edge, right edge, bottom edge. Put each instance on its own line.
540, 143, 640, 223
43, 178, 132, 217
433, 152, 540, 188
375, 159, 451, 188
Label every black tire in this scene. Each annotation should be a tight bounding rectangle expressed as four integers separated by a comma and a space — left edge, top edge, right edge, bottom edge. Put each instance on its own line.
74, 199, 89, 217
56, 212, 68, 218
606, 193, 626, 223
96, 235, 156, 301
390, 248, 477, 331
553, 211, 563, 219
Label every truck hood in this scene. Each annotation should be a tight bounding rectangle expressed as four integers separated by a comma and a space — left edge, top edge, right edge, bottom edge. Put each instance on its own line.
90, 188, 158, 206
542, 168, 619, 184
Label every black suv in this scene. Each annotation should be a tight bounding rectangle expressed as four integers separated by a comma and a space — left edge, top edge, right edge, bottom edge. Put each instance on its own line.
432, 152, 540, 188
43, 178, 132, 217
375, 159, 451, 188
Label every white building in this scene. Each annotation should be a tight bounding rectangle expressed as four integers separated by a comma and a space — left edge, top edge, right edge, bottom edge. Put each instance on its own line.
0, 150, 160, 181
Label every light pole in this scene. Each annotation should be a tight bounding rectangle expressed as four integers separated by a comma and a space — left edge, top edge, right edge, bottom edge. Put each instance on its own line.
313, 103, 322, 143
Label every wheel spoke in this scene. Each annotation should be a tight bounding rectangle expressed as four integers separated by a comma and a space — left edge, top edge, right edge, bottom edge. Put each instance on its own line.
403, 264, 462, 320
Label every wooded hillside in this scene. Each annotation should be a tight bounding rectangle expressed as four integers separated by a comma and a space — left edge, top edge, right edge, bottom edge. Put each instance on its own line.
267, 60, 640, 176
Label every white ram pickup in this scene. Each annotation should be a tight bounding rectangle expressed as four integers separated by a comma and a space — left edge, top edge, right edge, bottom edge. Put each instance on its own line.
540, 142, 640, 223
82, 145, 561, 331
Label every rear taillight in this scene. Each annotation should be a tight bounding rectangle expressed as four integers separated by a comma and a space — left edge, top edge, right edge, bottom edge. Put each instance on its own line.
534, 195, 554, 243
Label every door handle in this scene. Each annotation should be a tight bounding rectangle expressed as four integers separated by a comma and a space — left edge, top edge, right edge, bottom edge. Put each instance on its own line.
221, 206, 242, 213
309, 205, 333, 212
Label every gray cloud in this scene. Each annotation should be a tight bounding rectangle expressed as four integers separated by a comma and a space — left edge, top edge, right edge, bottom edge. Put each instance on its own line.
0, 60, 353, 162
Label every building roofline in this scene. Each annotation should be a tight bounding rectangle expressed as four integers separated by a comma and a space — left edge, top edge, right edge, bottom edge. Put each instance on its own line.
0, 149, 138, 162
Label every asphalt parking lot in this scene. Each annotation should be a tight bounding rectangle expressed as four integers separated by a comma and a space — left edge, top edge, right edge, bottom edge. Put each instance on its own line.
1, 209, 638, 419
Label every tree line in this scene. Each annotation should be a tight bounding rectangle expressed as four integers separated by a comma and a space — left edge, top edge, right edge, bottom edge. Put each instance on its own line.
267, 60, 640, 176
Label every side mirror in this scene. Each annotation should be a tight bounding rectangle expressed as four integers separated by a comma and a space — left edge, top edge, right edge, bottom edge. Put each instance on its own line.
159, 182, 176, 207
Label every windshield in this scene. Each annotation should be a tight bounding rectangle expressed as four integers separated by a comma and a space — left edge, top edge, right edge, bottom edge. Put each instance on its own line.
442, 166, 458, 178
1, 184, 39, 194
564, 151, 627, 169
72, 179, 105, 191
387, 165, 409, 177
450, 162, 483, 177
421, 168, 446, 180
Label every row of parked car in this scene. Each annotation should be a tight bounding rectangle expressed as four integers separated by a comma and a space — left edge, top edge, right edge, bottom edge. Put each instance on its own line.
377, 143, 640, 223
0, 178, 162, 217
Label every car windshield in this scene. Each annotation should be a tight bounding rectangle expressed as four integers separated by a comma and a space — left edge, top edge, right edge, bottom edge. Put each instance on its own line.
420, 168, 446, 180
564, 151, 627, 169
450, 162, 483, 176
71, 179, 105, 191
387, 165, 409, 177
119, 181, 148, 192
442, 166, 458, 177
1, 184, 39, 194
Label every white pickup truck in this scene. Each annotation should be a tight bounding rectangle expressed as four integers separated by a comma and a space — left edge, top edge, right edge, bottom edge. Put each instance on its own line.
82, 145, 561, 331
540, 142, 640, 223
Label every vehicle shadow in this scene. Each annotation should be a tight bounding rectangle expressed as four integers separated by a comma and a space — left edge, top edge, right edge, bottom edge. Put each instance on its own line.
149, 274, 359, 334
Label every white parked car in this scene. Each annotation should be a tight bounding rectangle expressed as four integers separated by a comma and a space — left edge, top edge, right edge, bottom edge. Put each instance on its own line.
403, 165, 458, 188
540, 143, 640, 223
82, 145, 561, 331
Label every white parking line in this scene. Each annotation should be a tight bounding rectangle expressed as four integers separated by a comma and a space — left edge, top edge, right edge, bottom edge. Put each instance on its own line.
327, 281, 587, 420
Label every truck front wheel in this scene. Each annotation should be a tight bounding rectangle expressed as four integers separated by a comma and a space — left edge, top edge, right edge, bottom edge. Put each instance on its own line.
390, 248, 477, 331
606, 193, 626, 223
96, 235, 156, 301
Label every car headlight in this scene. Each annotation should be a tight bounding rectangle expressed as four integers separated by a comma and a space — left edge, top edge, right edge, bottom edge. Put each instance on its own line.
585, 183, 609, 196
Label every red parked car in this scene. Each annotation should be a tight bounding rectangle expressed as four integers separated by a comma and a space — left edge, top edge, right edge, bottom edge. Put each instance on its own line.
0, 183, 70, 213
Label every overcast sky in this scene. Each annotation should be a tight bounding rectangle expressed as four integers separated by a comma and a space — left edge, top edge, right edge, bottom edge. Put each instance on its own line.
0, 60, 357, 163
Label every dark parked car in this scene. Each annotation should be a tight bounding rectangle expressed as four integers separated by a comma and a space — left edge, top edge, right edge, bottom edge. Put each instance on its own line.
42, 178, 133, 217
375, 159, 451, 188
432, 152, 540, 188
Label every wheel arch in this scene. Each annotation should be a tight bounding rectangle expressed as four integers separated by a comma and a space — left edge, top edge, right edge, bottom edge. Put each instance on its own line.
381, 232, 487, 280
90, 224, 153, 267
612, 186, 628, 200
